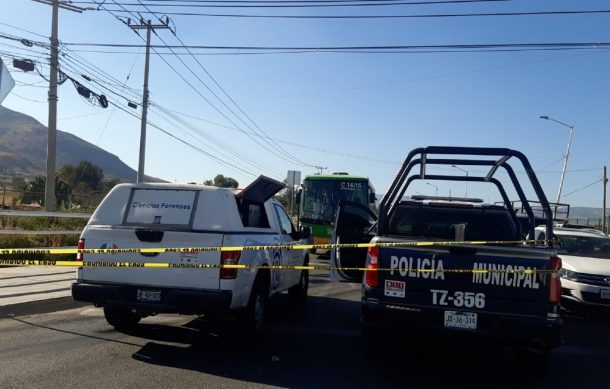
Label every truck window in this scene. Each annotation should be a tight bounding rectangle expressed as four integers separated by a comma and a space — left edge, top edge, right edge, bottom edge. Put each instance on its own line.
388, 205, 519, 242
123, 188, 197, 227
274, 204, 294, 235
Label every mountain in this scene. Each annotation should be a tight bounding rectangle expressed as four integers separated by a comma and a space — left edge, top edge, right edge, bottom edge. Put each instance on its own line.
570, 207, 609, 220
0, 105, 147, 181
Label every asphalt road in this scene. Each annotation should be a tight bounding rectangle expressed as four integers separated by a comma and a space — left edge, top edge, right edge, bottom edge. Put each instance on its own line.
1, 263, 610, 389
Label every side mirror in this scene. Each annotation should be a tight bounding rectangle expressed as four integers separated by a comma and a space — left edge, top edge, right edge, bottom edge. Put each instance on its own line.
299, 225, 312, 240
369, 193, 376, 204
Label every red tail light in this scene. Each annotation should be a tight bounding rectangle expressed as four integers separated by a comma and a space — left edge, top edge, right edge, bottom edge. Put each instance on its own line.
220, 250, 241, 279
365, 246, 379, 288
76, 239, 85, 262
549, 255, 562, 304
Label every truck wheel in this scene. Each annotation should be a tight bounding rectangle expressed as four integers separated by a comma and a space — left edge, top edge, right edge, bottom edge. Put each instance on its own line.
103, 307, 141, 330
240, 277, 268, 336
514, 346, 551, 368
362, 325, 384, 356
288, 256, 309, 303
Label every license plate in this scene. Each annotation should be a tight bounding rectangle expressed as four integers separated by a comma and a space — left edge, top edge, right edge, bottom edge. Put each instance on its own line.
444, 311, 477, 330
137, 289, 161, 302
384, 279, 406, 298
601, 289, 610, 300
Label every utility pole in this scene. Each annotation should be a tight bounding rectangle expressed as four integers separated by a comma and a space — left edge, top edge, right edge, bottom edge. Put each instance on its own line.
32, 0, 84, 211
603, 166, 608, 233
314, 166, 327, 175
129, 19, 170, 182
540, 115, 575, 203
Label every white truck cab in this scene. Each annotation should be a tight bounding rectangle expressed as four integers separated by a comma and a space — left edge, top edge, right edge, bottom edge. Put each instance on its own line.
72, 176, 310, 333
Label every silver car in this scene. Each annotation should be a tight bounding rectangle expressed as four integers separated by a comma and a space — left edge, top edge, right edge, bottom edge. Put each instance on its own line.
536, 226, 610, 313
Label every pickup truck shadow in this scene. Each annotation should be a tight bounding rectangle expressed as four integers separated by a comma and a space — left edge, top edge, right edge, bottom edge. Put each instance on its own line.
123, 292, 580, 388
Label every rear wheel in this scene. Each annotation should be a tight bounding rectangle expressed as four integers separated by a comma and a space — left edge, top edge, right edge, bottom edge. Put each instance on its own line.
239, 275, 269, 336
362, 325, 384, 356
103, 307, 141, 329
288, 256, 309, 303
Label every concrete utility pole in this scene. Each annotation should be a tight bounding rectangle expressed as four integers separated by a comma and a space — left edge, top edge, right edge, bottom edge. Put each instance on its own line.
129, 19, 170, 182
540, 115, 575, 203
32, 0, 84, 211
602, 166, 608, 234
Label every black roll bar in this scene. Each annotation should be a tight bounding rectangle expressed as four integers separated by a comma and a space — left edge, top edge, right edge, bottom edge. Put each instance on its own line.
378, 147, 553, 242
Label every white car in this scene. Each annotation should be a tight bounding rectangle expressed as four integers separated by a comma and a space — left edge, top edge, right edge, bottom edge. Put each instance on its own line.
535, 226, 610, 312
72, 176, 310, 334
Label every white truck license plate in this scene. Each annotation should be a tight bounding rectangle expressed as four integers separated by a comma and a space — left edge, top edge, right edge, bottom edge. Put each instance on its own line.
601, 289, 610, 300
444, 311, 477, 329
137, 289, 162, 302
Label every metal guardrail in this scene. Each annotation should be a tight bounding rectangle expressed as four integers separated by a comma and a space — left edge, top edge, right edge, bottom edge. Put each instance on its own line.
0, 230, 82, 235
0, 211, 92, 218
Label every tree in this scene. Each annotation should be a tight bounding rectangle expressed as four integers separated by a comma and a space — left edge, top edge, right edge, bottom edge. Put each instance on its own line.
204, 174, 239, 188
58, 161, 104, 191
17, 161, 114, 209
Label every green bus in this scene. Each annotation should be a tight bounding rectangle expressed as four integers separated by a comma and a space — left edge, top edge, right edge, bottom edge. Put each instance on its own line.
299, 173, 376, 246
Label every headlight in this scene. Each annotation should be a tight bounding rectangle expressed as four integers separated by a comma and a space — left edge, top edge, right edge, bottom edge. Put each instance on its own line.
558, 268, 579, 281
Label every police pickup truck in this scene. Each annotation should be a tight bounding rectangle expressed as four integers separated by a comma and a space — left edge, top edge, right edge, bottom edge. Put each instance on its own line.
331, 147, 562, 354
72, 176, 310, 334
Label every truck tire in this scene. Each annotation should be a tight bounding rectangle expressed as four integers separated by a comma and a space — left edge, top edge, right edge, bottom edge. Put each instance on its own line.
239, 275, 269, 336
362, 325, 384, 356
103, 307, 141, 330
288, 256, 309, 303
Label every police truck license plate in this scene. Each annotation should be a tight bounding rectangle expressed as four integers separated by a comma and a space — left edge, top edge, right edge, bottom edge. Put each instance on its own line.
601, 289, 610, 300
137, 289, 161, 302
444, 311, 477, 329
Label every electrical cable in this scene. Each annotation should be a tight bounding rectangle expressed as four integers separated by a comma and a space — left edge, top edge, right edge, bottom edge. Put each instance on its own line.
74, 0, 513, 9
96, 8, 610, 19
136, 0, 316, 167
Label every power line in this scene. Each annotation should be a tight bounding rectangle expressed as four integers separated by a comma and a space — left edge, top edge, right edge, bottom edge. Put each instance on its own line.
78, 0, 508, 3
562, 179, 603, 198
94, 0, 316, 168
61, 41, 610, 51
74, 0, 512, 8
166, 108, 401, 165
55, 29, 285, 179
95, 8, 610, 18
139, 1, 316, 168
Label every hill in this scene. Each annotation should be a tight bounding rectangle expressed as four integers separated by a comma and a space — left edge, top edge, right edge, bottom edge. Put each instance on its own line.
0, 105, 145, 181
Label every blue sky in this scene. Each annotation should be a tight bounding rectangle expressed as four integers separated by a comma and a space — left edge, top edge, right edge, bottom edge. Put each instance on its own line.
1, 0, 609, 208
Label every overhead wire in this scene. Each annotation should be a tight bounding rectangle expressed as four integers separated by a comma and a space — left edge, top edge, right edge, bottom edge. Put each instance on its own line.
149, 104, 284, 178
135, 0, 316, 167
58, 65, 262, 178
96, 0, 316, 169
51, 11, 284, 180
93, 8, 610, 19
60, 41, 610, 51
74, 0, 512, 9
163, 107, 401, 165
561, 179, 604, 198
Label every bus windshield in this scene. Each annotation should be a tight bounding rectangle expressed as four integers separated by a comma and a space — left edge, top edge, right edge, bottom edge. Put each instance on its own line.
301, 179, 369, 224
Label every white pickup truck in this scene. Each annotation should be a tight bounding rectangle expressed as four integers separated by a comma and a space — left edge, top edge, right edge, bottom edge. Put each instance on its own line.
72, 176, 310, 334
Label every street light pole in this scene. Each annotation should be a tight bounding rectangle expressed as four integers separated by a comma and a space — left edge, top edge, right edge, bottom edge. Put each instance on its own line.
427, 182, 438, 196
540, 115, 575, 203
451, 165, 469, 197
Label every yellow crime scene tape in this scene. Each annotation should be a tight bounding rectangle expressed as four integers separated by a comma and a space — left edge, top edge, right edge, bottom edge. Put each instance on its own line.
0, 239, 557, 273
0, 259, 555, 274
0, 239, 548, 256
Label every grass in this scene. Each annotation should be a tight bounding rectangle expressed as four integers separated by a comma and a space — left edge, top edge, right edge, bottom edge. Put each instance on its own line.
0, 215, 88, 261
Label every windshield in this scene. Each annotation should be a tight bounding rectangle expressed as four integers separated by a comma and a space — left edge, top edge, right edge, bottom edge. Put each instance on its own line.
388, 205, 519, 241
301, 179, 369, 223
555, 235, 610, 259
